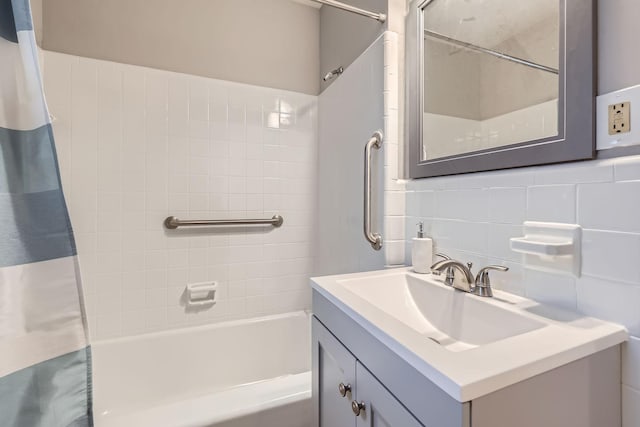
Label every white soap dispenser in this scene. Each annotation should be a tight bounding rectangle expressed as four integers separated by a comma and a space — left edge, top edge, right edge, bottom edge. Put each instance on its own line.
412, 222, 433, 274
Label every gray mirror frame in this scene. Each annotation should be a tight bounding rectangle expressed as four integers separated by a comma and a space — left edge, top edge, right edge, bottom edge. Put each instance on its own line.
406, 0, 596, 178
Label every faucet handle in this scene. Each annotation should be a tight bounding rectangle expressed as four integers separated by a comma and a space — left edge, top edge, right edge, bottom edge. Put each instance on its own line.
473, 265, 509, 297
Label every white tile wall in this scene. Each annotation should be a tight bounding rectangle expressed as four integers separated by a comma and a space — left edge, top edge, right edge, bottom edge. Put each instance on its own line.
487, 188, 526, 224
623, 336, 640, 390
405, 155, 640, 426
623, 386, 640, 427
527, 184, 576, 223
383, 31, 406, 266
578, 181, 640, 232
43, 50, 317, 340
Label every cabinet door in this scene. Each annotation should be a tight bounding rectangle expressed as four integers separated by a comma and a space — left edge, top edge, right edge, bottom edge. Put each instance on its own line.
312, 317, 357, 427
354, 362, 424, 427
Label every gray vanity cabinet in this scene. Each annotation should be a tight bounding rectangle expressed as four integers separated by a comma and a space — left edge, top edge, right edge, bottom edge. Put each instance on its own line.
354, 363, 423, 427
312, 289, 621, 427
313, 317, 423, 427
312, 316, 357, 427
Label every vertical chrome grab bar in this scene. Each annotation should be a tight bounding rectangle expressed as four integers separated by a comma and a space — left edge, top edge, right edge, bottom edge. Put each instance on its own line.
364, 131, 384, 251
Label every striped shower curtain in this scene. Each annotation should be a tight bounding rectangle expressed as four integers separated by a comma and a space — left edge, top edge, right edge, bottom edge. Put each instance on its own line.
0, 0, 92, 426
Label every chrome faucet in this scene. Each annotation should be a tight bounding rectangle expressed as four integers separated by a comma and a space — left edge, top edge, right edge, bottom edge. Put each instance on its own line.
430, 253, 452, 278
430, 259, 476, 292
430, 258, 508, 297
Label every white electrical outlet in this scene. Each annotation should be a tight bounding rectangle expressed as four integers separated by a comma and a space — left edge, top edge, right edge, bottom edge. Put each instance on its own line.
597, 84, 640, 150
608, 101, 630, 135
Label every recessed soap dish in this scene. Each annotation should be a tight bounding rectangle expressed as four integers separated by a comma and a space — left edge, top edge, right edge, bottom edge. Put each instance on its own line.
510, 237, 574, 256
186, 281, 218, 307
510, 222, 582, 277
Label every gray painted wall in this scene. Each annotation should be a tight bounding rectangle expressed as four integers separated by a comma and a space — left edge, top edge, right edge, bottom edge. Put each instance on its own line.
319, 0, 388, 92
41, 0, 320, 95
317, 33, 386, 275
598, 0, 640, 94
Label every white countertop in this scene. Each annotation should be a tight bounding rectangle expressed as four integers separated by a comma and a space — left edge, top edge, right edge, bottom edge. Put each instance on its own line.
311, 267, 628, 402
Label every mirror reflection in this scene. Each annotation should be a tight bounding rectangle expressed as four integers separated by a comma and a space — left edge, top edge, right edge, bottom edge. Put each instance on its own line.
422, 0, 560, 160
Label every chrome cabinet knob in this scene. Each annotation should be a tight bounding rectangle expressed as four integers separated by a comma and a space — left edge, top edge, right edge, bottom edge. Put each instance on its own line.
338, 382, 351, 397
351, 400, 365, 416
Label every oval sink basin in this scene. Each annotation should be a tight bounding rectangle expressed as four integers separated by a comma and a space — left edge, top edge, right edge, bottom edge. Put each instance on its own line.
338, 273, 544, 352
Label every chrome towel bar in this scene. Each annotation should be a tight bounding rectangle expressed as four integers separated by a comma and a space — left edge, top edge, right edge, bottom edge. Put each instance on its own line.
164, 215, 283, 230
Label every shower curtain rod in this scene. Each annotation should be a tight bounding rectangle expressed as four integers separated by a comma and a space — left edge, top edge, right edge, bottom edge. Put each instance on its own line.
425, 29, 559, 75
310, 0, 387, 23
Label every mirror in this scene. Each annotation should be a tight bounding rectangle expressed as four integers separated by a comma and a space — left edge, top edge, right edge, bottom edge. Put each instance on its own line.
406, 0, 595, 178
423, 0, 560, 160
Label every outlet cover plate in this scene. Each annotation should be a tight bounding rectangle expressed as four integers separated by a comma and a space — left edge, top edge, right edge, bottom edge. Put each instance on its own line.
597, 84, 640, 150
608, 101, 630, 135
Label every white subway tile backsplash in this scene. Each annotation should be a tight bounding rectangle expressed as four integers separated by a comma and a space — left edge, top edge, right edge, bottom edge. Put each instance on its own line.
614, 155, 640, 182
405, 192, 418, 218
405, 146, 640, 427
622, 386, 640, 427
527, 184, 576, 223
582, 230, 640, 284
418, 191, 435, 218
436, 248, 489, 274
523, 269, 577, 311
435, 189, 488, 222
486, 258, 525, 296
487, 224, 524, 263
623, 337, 640, 390
577, 277, 640, 336
578, 182, 640, 232
45, 51, 317, 340
432, 219, 488, 254
488, 188, 526, 224
474, 169, 536, 189
533, 160, 614, 185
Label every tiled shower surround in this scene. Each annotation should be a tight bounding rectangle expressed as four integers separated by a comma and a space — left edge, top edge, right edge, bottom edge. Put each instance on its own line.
43, 51, 317, 340
404, 157, 640, 426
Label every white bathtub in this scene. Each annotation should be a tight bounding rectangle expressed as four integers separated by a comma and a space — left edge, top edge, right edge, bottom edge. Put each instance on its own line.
92, 311, 312, 427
